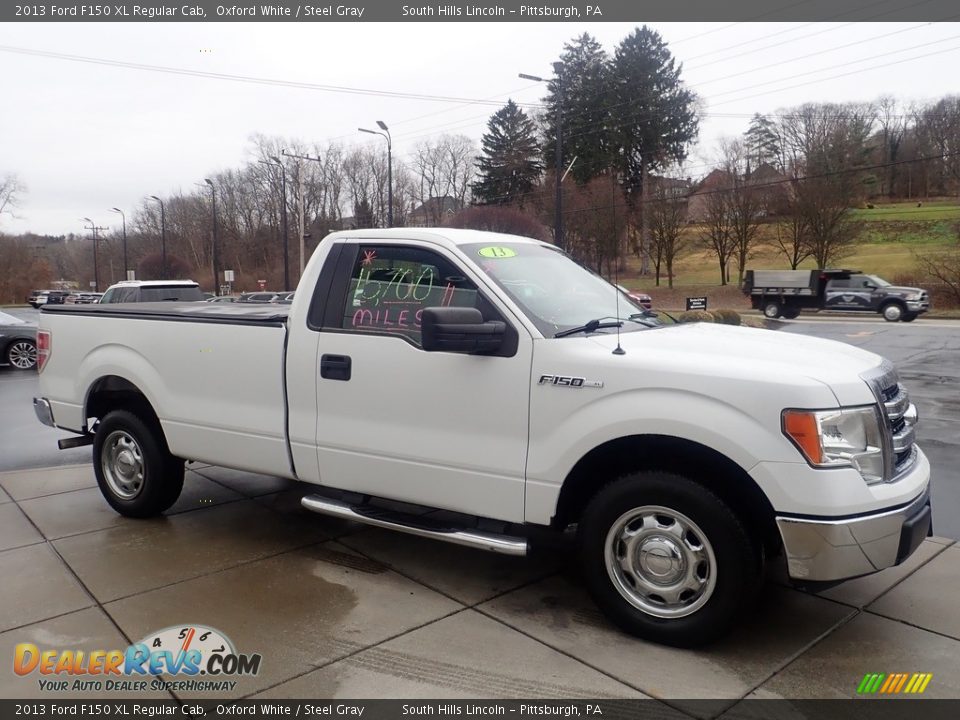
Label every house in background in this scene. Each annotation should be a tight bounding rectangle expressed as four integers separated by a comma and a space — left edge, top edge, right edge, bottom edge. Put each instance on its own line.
407, 196, 462, 227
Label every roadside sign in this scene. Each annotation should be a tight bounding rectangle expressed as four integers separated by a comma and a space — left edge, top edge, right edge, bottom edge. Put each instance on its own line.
126, 270, 136, 281
257, 279, 266, 290
686, 297, 708, 311
89, 281, 97, 289
224, 270, 235, 282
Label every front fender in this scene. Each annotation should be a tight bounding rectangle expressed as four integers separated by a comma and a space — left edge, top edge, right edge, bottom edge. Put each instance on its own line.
524, 388, 800, 525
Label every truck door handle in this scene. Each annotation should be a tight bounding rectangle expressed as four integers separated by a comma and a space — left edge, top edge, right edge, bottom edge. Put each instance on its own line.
320, 354, 352, 381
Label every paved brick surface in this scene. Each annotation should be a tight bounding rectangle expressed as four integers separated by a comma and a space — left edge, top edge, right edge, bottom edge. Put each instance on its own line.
0, 463, 956, 708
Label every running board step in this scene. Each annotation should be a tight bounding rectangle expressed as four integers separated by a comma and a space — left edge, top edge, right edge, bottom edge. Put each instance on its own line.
300, 494, 528, 556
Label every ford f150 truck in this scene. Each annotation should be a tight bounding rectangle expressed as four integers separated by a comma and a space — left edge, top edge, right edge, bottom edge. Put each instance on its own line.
744, 269, 930, 321
35, 229, 931, 647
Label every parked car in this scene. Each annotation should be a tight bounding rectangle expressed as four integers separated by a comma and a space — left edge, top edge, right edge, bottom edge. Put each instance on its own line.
27, 290, 68, 308
76, 293, 103, 304
205, 295, 238, 303
238, 292, 283, 303
0, 311, 37, 370
99, 280, 203, 303
616, 285, 653, 310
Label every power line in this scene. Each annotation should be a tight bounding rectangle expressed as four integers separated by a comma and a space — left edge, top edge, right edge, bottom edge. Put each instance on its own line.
0, 44, 542, 109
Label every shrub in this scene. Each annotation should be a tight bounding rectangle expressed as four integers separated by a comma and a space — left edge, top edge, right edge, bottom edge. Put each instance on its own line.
710, 308, 742, 325
678, 310, 715, 323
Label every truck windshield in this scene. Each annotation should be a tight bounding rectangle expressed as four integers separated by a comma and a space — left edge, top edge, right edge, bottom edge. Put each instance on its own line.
460, 241, 649, 338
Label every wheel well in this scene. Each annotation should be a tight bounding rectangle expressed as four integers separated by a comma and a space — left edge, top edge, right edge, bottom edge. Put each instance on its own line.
85, 375, 160, 431
553, 435, 780, 554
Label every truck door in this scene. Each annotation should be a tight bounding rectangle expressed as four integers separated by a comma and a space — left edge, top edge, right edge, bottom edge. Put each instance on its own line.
826, 275, 876, 312
308, 241, 532, 523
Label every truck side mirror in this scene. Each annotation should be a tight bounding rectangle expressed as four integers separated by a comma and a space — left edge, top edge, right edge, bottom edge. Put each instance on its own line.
421, 307, 504, 354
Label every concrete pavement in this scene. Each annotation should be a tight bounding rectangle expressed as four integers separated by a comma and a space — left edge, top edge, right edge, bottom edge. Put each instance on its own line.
1, 463, 957, 710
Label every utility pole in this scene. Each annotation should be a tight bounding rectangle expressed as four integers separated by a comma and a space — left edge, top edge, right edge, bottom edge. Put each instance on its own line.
109, 208, 129, 280
81, 218, 108, 291
282, 150, 324, 278
259, 157, 290, 290
204, 179, 219, 295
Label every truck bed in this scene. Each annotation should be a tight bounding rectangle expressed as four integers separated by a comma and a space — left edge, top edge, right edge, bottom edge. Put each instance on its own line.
42, 302, 289, 326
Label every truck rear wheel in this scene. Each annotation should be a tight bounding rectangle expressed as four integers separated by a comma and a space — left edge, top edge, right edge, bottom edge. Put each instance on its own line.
93, 409, 184, 518
762, 301, 782, 319
881, 302, 905, 322
578, 471, 760, 647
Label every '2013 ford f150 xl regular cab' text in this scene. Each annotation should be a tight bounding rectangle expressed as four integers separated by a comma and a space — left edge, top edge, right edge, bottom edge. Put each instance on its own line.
35, 228, 931, 647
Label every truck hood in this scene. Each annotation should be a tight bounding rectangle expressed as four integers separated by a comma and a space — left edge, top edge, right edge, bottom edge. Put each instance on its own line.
584, 322, 883, 404
881, 285, 926, 296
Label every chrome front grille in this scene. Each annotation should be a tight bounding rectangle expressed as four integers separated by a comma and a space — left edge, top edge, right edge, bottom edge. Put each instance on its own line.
861, 362, 919, 482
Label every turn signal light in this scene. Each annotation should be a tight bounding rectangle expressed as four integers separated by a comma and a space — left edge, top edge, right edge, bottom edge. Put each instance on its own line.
783, 410, 822, 464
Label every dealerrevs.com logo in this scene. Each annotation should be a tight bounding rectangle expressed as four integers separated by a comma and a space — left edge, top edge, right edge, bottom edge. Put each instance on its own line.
14, 624, 262, 693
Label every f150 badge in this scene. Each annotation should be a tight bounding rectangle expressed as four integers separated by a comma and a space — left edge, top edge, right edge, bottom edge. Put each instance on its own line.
538, 374, 604, 388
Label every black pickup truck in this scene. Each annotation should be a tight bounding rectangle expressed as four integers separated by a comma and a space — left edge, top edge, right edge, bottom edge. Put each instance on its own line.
743, 269, 930, 322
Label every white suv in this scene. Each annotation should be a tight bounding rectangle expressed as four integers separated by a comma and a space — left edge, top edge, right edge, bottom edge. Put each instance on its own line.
99, 280, 203, 303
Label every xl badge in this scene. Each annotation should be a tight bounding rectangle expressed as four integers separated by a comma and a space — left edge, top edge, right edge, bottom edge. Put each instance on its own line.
538, 374, 603, 389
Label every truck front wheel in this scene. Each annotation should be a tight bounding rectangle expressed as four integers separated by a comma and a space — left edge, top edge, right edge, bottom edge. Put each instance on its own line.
578, 471, 760, 647
881, 302, 905, 322
762, 301, 782, 319
93, 409, 184, 518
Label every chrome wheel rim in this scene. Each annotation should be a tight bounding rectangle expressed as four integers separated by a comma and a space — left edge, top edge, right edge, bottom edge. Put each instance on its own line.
604, 505, 717, 618
764, 304, 779, 318
8, 341, 37, 369
102, 430, 145, 500
884, 305, 902, 321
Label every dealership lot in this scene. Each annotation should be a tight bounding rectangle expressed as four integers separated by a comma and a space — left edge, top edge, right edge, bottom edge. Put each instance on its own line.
1, 314, 958, 708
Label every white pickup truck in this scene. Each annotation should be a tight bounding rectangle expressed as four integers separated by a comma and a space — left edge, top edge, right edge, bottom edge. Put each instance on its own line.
35, 228, 931, 647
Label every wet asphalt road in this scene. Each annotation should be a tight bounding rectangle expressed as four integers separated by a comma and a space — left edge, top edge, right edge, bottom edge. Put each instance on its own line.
2, 307, 957, 537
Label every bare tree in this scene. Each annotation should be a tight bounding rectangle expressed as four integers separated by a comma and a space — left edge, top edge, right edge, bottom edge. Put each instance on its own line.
647, 187, 687, 288
718, 140, 765, 285
0, 173, 25, 224
699, 189, 736, 285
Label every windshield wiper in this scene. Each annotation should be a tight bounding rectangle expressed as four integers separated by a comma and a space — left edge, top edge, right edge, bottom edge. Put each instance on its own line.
554, 319, 623, 338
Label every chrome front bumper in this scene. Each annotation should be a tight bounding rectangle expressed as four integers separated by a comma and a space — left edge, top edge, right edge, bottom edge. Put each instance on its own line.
776, 487, 931, 582
33, 397, 55, 428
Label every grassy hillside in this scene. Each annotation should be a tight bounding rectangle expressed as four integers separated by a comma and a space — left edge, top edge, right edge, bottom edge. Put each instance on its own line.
623, 200, 959, 289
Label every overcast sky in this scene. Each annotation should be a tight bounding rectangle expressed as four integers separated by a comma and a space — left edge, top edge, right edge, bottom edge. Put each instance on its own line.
2, 20, 959, 236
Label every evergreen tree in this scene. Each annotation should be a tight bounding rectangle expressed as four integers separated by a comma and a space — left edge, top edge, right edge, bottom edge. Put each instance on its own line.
609, 26, 699, 191
743, 113, 782, 171
472, 100, 543, 207
542, 33, 616, 185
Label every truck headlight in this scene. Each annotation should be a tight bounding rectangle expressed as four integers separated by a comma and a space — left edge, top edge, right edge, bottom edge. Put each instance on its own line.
905, 292, 922, 301
782, 406, 885, 483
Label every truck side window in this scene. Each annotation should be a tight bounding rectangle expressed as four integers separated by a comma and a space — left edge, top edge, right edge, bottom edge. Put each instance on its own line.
340, 245, 480, 346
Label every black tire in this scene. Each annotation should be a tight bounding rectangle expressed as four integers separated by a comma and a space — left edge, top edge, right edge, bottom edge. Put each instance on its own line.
881, 302, 905, 322
578, 471, 761, 647
902, 312, 918, 323
5, 339, 37, 370
93, 409, 184, 518
762, 301, 782, 319
782, 308, 801, 320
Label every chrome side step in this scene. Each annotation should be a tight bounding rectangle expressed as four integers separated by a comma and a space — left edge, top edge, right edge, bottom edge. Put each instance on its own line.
301, 494, 528, 556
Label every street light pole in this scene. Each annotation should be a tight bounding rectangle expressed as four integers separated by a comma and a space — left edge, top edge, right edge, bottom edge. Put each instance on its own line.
359, 122, 393, 227
148, 195, 166, 278
204, 179, 219, 296
520, 64, 565, 250
109, 208, 128, 280
259, 158, 290, 290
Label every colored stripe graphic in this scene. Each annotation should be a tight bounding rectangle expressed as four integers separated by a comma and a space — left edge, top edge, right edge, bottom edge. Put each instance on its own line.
858, 672, 932, 694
